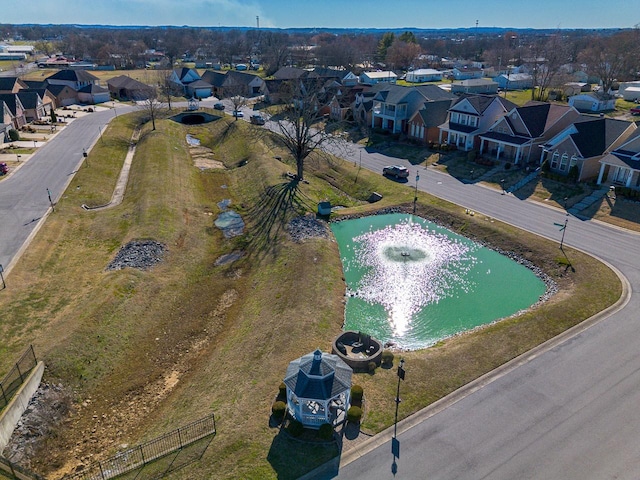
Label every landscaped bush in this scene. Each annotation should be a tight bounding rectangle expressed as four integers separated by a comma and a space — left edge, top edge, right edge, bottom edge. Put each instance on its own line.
381, 350, 394, 366
347, 406, 363, 424
278, 382, 287, 400
367, 361, 377, 373
351, 384, 364, 403
317, 423, 334, 441
504, 162, 512, 170
8, 129, 19, 142
568, 165, 579, 182
271, 401, 286, 419
467, 150, 477, 162
287, 419, 304, 437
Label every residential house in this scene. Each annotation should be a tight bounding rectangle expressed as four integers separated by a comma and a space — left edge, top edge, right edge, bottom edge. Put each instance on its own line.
451, 78, 499, 95
16, 92, 46, 122
596, 129, 640, 188
272, 66, 307, 81
0, 77, 29, 94
370, 84, 454, 134
185, 79, 213, 99
352, 86, 377, 126
45, 84, 78, 107
328, 85, 365, 121
451, 67, 484, 80
407, 99, 453, 144
360, 71, 397, 86
45, 69, 100, 90
201, 70, 266, 98
77, 84, 111, 104
24, 88, 56, 114
223, 70, 266, 97
568, 93, 616, 113
0, 94, 27, 129
438, 94, 517, 151
540, 116, 637, 182
308, 67, 359, 87
405, 69, 443, 83
107, 75, 152, 101
495, 73, 533, 90
479, 102, 581, 165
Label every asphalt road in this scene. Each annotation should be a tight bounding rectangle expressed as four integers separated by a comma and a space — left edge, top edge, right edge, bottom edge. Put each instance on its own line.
2, 107, 640, 479
0, 107, 127, 273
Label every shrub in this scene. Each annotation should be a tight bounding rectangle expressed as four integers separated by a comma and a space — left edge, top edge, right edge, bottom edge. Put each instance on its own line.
317, 423, 334, 441
8, 129, 19, 142
347, 406, 363, 423
351, 384, 364, 403
467, 150, 477, 162
278, 382, 287, 399
271, 401, 286, 419
287, 419, 304, 437
504, 162, 512, 170
381, 350, 394, 365
50, 109, 57, 123
568, 165, 579, 181
368, 361, 377, 373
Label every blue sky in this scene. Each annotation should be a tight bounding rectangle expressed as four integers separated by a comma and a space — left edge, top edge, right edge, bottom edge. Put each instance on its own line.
2, 0, 637, 29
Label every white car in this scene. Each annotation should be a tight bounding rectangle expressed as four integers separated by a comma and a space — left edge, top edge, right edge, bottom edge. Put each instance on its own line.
232, 110, 244, 118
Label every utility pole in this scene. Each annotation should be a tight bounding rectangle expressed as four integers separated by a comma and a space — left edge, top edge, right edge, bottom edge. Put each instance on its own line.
413, 171, 420, 214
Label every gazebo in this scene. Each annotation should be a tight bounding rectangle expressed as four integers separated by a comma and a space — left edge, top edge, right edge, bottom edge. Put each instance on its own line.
283, 349, 353, 429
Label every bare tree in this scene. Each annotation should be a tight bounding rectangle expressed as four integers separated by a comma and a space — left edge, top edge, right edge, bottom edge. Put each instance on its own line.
155, 69, 182, 110
527, 34, 567, 101
580, 30, 640, 98
135, 85, 166, 131
271, 79, 342, 180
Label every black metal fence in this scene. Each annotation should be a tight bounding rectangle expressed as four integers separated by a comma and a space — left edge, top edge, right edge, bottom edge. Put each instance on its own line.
64, 413, 216, 480
0, 346, 38, 412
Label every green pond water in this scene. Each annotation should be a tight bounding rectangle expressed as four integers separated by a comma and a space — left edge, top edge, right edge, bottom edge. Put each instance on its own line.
331, 214, 547, 350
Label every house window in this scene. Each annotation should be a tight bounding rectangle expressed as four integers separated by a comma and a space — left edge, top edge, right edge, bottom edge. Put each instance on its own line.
451, 112, 459, 123
551, 152, 560, 169
569, 155, 578, 168
560, 153, 569, 171
469, 116, 478, 127
420, 126, 424, 139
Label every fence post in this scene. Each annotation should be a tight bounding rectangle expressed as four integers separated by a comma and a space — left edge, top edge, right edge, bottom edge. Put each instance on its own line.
98, 461, 106, 480
177, 428, 183, 449
140, 444, 145, 464
16, 363, 24, 383
0, 383, 8, 407
30, 345, 37, 364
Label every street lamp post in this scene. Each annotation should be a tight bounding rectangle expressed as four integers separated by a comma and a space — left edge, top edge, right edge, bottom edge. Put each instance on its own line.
413, 171, 420, 214
391, 358, 405, 469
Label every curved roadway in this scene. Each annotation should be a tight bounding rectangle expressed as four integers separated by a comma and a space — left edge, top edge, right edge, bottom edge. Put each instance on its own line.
2, 111, 640, 479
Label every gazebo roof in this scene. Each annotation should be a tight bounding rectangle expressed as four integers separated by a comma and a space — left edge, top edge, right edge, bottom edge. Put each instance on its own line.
284, 349, 352, 401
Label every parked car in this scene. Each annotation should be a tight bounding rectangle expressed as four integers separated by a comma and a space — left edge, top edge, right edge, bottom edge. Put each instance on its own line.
630, 106, 640, 116
0, 163, 8, 176
232, 110, 244, 118
250, 114, 265, 125
235, 64, 248, 71
383, 165, 409, 179
213, 102, 225, 111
